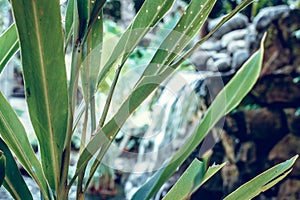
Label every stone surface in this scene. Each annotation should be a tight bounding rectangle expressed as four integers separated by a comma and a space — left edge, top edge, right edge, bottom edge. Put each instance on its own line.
277, 179, 300, 200
252, 74, 300, 107
221, 29, 248, 48
232, 49, 249, 69
253, 5, 290, 31
213, 57, 231, 72
269, 134, 300, 176
227, 40, 247, 54
209, 13, 249, 39
190, 50, 213, 71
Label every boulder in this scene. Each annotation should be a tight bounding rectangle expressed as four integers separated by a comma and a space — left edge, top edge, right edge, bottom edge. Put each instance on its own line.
212, 57, 232, 72
227, 40, 247, 54
232, 49, 250, 69
252, 74, 300, 107
269, 134, 300, 176
208, 13, 249, 39
253, 5, 290, 31
277, 179, 300, 200
221, 29, 248, 48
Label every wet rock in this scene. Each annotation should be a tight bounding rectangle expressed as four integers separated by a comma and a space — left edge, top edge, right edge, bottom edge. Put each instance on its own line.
269, 134, 300, 176
232, 49, 250, 69
221, 163, 239, 194
289, 111, 300, 136
209, 13, 249, 39
277, 179, 300, 200
213, 57, 232, 72
211, 52, 228, 61
227, 40, 247, 54
221, 29, 248, 48
278, 9, 300, 69
245, 24, 259, 53
236, 141, 257, 165
253, 5, 290, 31
201, 39, 223, 51
225, 108, 288, 143
252, 74, 300, 107
244, 108, 287, 143
190, 50, 214, 71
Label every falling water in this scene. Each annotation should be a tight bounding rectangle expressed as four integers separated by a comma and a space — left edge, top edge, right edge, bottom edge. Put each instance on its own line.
124, 70, 222, 199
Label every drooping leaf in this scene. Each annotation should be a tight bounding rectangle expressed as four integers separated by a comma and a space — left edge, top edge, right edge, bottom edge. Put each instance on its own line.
224, 155, 298, 200
142, 0, 216, 77
0, 24, 19, 74
0, 138, 33, 200
0, 92, 51, 199
96, 0, 175, 89
0, 150, 5, 187
132, 33, 265, 200
10, 0, 68, 193
75, 0, 257, 181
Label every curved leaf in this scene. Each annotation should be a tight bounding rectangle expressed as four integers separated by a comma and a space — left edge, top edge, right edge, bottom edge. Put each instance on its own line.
163, 159, 226, 200
10, 0, 68, 193
0, 138, 33, 200
96, 0, 175, 89
132, 33, 265, 200
75, 0, 257, 182
0, 150, 5, 187
0, 24, 19, 74
0, 92, 50, 199
142, 0, 216, 77
224, 155, 298, 200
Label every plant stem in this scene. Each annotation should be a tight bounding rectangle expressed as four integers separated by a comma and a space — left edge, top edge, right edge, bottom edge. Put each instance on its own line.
98, 65, 122, 127
60, 41, 82, 198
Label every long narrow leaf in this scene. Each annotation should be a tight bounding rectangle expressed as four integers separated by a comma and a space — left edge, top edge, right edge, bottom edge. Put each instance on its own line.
224, 155, 298, 200
96, 0, 175, 89
142, 0, 216, 77
163, 159, 226, 200
0, 150, 5, 187
10, 0, 68, 193
132, 33, 266, 200
65, 0, 74, 43
0, 138, 33, 200
0, 24, 19, 74
75, 0, 258, 180
0, 92, 51, 199
81, 10, 103, 133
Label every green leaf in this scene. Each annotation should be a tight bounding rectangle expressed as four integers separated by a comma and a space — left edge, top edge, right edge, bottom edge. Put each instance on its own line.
142, 0, 216, 76
224, 155, 298, 200
10, 0, 68, 193
132, 33, 265, 200
0, 138, 33, 200
162, 159, 204, 200
65, 0, 74, 43
96, 0, 175, 89
0, 150, 5, 187
75, 0, 257, 181
163, 159, 226, 200
0, 92, 51, 199
81, 10, 103, 131
77, 0, 90, 40
0, 24, 19, 74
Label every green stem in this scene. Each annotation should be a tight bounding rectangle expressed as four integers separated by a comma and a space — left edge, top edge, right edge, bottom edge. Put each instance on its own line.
61, 42, 82, 198
98, 65, 122, 127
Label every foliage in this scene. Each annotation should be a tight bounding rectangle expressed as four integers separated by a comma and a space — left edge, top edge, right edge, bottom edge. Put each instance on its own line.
0, 0, 298, 200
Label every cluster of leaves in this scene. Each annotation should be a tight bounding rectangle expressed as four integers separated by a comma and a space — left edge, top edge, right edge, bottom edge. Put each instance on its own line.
0, 0, 298, 200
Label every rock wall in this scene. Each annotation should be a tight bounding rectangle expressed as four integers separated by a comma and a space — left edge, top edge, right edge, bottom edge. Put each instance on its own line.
190, 5, 300, 200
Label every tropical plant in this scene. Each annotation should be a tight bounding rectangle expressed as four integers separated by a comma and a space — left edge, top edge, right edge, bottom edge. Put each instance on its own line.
0, 0, 297, 200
